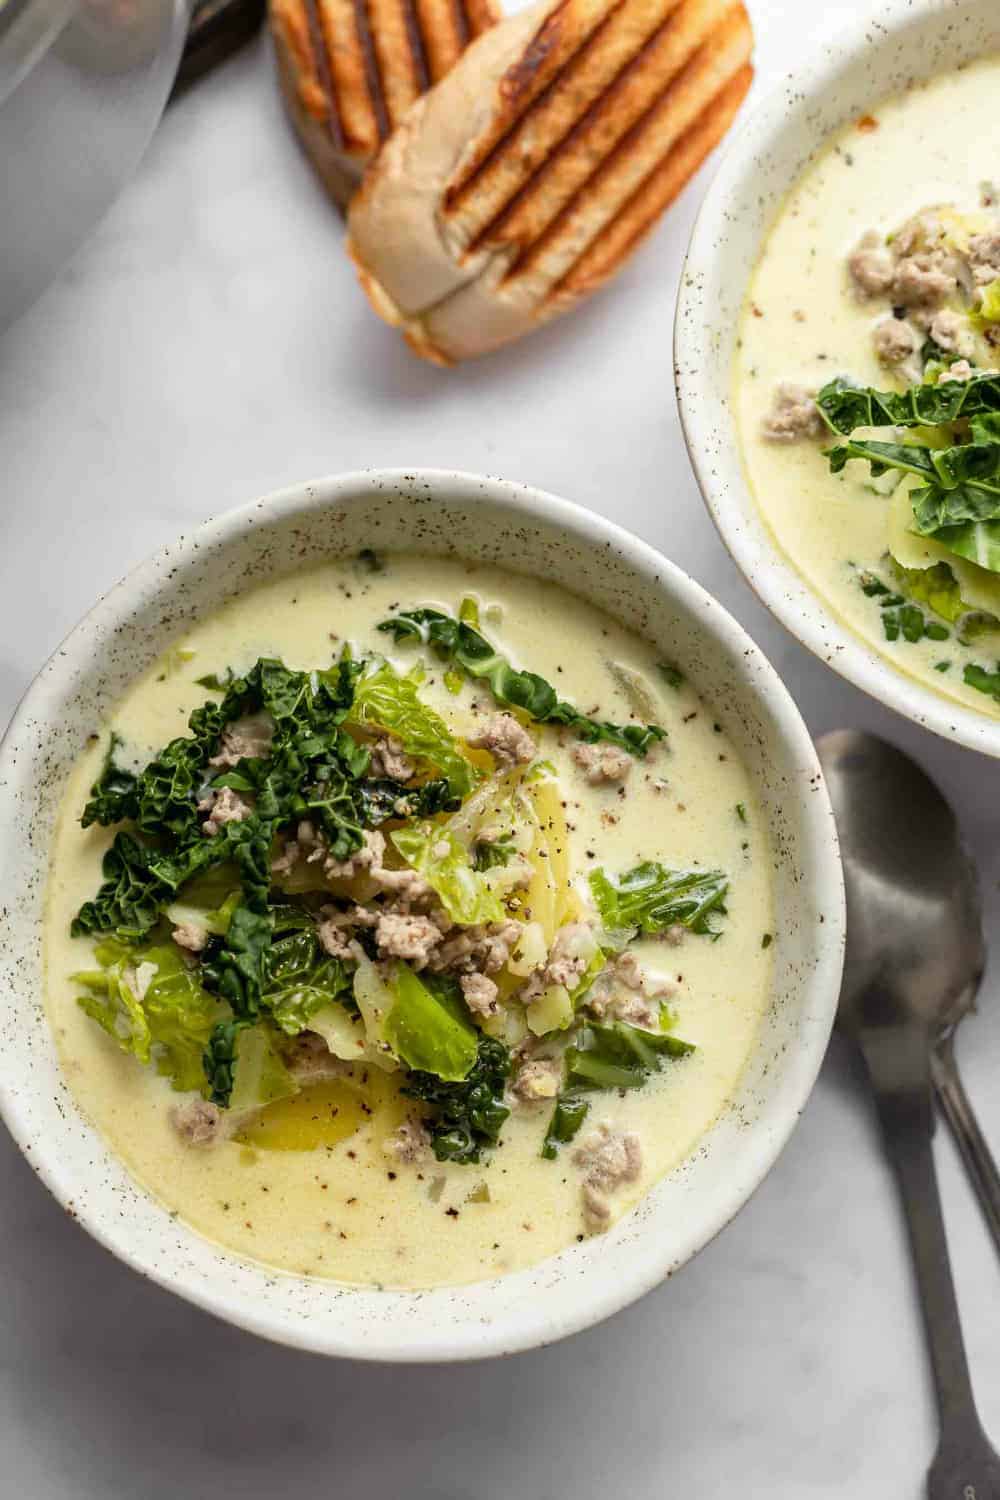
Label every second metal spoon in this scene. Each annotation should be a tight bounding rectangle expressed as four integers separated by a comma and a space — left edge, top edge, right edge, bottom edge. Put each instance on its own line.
817, 729, 1000, 1498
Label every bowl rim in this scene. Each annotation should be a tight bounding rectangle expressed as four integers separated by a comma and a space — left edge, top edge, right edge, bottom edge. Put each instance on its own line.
0, 467, 845, 1360
674, 0, 1000, 760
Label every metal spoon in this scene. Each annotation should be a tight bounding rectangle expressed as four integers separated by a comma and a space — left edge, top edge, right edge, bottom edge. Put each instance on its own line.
817, 729, 1000, 1499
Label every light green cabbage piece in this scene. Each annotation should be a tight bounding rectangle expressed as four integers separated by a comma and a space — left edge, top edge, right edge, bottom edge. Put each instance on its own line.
888, 489, 1000, 615
972, 278, 1000, 331
308, 1002, 384, 1068
164, 890, 241, 937
229, 1024, 298, 1115
348, 661, 478, 798
931, 519, 1000, 576
74, 940, 227, 1093
886, 558, 969, 623
391, 823, 504, 926
384, 965, 478, 1081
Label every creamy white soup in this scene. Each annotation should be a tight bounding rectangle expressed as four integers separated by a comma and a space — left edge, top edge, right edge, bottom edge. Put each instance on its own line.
738, 57, 1000, 716
44, 554, 772, 1289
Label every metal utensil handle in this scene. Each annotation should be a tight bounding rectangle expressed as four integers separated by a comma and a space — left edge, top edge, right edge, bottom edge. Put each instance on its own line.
860, 1025, 1000, 1497
932, 1033, 1000, 1259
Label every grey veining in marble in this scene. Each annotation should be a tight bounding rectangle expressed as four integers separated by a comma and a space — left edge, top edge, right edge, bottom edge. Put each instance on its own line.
1, 0, 998, 1494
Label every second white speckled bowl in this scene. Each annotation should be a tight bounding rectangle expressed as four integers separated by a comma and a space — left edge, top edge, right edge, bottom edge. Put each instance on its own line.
675, 0, 1000, 757
0, 470, 844, 1360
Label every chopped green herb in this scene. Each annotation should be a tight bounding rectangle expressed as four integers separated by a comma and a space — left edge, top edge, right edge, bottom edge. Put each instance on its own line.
458, 596, 480, 628
761, 933, 773, 950
735, 802, 747, 824
964, 662, 1000, 701
899, 604, 925, 643
657, 661, 685, 690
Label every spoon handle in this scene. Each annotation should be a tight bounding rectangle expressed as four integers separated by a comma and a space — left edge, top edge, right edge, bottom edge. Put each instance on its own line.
860, 1025, 998, 1494
932, 1032, 1000, 1259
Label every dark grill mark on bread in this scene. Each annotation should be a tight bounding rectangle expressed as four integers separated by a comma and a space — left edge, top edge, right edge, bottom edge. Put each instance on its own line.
444, 0, 617, 201
352, 0, 392, 141
404, 0, 433, 94
304, 0, 346, 146
553, 60, 752, 295
501, 13, 742, 282
466, 0, 695, 255
451, 0, 471, 50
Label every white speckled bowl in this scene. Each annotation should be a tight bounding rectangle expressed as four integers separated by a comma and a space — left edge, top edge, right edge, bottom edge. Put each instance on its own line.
0, 470, 844, 1360
676, 0, 1000, 757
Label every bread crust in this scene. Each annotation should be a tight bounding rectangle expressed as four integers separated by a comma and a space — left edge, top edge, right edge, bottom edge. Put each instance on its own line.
347, 0, 753, 356
271, 0, 499, 210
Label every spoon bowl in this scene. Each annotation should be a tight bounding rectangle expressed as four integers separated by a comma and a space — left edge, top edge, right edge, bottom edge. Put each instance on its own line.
818, 729, 984, 1039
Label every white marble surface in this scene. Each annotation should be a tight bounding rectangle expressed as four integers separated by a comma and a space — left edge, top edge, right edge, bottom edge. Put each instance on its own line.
2, 1, 999, 1494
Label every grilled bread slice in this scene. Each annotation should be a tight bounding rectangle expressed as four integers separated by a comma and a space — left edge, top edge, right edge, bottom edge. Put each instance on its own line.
271, 0, 500, 209
346, 0, 752, 360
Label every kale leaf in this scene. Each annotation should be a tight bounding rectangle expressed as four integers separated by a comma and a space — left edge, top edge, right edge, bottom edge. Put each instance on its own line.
817, 372, 1000, 434
541, 1089, 589, 1159
403, 1035, 512, 1164
200, 904, 272, 1020
202, 1018, 249, 1106
80, 733, 138, 828
377, 607, 664, 756
589, 861, 729, 937
74, 656, 367, 945
355, 776, 459, 826
565, 1021, 694, 1092
71, 830, 220, 940
472, 837, 516, 871
822, 395, 1000, 576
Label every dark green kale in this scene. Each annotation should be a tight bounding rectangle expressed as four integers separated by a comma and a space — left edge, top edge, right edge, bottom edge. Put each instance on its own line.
255, 928, 354, 1032
403, 1035, 512, 1164
73, 655, 374, 1104
565, 1022, 694, 1092
80, 733, 138, 828
817, 372, 1000, 434
823, 398, 1000, 576
200, 905, 272, 1020
377, 607, 665, 756
75, 656, 367, 942
541, 1090, 589, 1160
202, 1018, 248, 1106
199, 922, 356, 1103
71, 830, 220, 940
355, 777, 459, 826
472, 836, 516, 872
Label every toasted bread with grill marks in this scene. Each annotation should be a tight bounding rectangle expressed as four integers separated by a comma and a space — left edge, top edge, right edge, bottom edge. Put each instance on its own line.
346, 0, 752, 360
271, 0, 500, 209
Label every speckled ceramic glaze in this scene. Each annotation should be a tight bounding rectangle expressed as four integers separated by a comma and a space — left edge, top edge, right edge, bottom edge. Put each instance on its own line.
675, 0, 1000, 757
0, 471, 844, 1360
